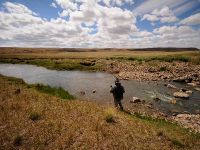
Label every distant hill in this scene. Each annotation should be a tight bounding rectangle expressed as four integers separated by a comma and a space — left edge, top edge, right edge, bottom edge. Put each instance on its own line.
128, 47, 199, 52
0, 47, 199, 52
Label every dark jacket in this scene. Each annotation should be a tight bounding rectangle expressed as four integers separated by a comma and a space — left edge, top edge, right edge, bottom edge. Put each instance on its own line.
110, 83, 125, 101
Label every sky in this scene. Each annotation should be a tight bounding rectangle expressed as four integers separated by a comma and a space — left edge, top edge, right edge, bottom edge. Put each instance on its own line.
0, 0, 200, 48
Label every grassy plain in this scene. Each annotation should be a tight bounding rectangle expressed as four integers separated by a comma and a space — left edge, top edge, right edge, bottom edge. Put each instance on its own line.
1, 75, 200, 149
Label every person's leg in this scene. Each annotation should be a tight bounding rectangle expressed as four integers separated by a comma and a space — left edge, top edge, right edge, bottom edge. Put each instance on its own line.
118, 101, 124, 111
114, 99, 118, 108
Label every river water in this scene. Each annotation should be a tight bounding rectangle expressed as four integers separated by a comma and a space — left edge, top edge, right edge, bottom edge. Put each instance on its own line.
0, 63, 200, 114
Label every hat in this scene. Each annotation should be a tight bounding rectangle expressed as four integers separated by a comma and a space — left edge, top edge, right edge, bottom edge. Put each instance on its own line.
115, 78, 120, 84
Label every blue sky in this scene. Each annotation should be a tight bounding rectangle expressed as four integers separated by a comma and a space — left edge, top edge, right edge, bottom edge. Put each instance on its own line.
0, 0, 200, 48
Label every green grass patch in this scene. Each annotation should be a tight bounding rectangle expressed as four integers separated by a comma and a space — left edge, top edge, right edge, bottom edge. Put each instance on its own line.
170, 138, 185, 148
0, 58, 104, 71
109, 54, 193, 63
1, 75, 75, 100
6, 76, 25, 85
32, 84, 75, 100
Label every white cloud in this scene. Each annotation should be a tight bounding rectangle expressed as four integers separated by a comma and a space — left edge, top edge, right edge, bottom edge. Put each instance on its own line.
152, 6, 173, 17
101, 0, 134, 7
50, 2, 57, 8
0, 1, 199, 48
142, 14, 159, 22
3, 2, 37, 15
153, 25, 200, 48
142, 6, 179, 23
54, 0, 78, 11
173, 0, 196, 16
134, 0, 188, 15
179, 13, 200, 25
58, 10, 70, 17
160, 16, 178, 23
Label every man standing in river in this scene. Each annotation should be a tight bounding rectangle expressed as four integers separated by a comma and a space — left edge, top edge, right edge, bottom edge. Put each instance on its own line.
110, 78, 125, 111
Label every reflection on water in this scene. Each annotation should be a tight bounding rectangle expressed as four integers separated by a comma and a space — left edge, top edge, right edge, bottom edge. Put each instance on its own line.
0, 63, 200, 114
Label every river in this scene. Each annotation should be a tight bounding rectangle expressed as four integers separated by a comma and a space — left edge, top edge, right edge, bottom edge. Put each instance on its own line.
0, 63, 200, 114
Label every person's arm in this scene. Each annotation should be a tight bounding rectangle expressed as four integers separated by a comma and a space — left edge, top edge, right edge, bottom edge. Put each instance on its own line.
110, 87, 114, 93
122, 86, 125, 93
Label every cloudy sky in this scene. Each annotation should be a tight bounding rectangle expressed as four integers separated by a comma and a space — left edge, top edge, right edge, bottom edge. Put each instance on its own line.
0, 0, 200, 48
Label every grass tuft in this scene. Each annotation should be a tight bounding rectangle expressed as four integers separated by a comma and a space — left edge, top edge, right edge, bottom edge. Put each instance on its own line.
104, 107, 116, 123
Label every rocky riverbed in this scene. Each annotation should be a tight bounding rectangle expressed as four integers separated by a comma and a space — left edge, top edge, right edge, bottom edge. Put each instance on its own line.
106, 60, 200, 81
125, 99, 200, 133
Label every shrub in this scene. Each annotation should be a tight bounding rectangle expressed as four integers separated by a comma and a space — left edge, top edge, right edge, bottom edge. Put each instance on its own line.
13, 135, 22, 146
159, 66, 167, 71
29, 112, 41, 121
157, 131, 164, 137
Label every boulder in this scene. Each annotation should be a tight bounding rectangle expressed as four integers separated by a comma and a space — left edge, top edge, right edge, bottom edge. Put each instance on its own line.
80, 91, 85, 95
173, 74, 200, 83
166, 84, 177, 89
173, 92, 189, 99
130, 97, 141, 103
148, 67, 157, 73
80, 61, 95, 66
187, 82, 198, 87
173, 76, 187, 82
153, 97, 161, 101
180, 89, 193, 94
194, 88, 200, 91
169, 99, 177, 104
146, 104, 153, 109
92, 89, 96, 93
180, 88, 187, 92
185, 90, 193, 94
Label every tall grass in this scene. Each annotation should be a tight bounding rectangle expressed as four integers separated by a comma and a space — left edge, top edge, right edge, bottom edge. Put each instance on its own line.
32, 84, 75, 100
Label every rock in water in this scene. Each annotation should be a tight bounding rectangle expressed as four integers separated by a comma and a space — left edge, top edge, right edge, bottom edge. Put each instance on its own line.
173, 92, 189, 98
169, 99, 177, 104
80, 91, 85, 95
130, 97, 141, 103
153, 97, 161, 101
166, 84, 177, 89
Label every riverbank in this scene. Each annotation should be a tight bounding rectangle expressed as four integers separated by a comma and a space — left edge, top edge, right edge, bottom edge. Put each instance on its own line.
1, 75, 200, 149
0, 48, 200, 81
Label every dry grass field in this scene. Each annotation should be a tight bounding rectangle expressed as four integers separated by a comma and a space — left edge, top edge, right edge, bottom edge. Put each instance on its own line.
0, 75, 200, 149
0, 47, 199, 59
